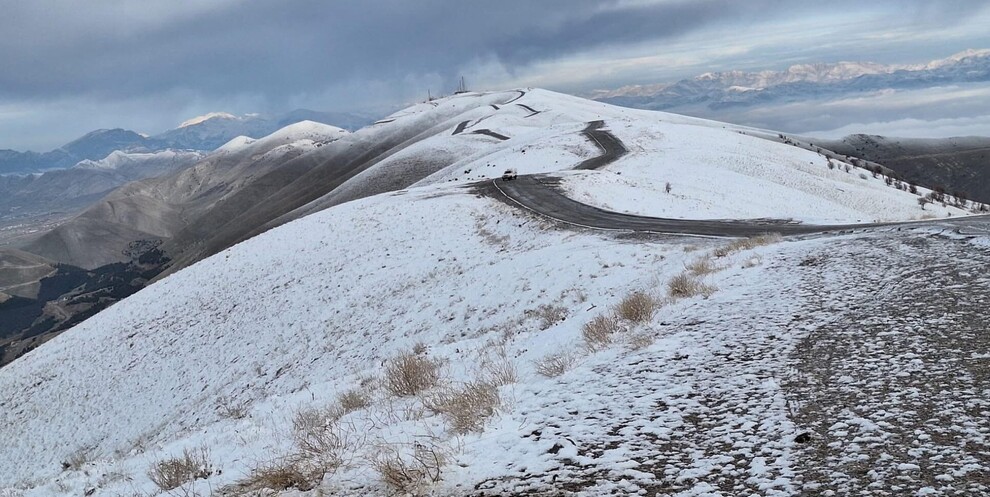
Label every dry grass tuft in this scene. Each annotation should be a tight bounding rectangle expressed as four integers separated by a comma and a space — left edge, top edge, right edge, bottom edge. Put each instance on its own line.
615, 291, 659, 323
62, 447, 94, 471
235, 459, 322, 493
582, 313, 621, 351
148, 448, 214, 491
713, 233, 783, 257
384, 351, 442, 397
338, 389, 370, 413
423, 380, 501, 434
481, 350, 518, 387
534, 304, 568, 330
215, 395, 249, 419
291, 407, 366, 471
293, 405, 343, 436
373, 443, 446, 493
534, 351, 577, 378
667, 273, 716, 299
686, 255, 719, 276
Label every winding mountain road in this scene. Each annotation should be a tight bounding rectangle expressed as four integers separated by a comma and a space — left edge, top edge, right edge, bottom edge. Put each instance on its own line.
574, 120, 628, 170
484, 175, 871, 237
479, 120, 990, 237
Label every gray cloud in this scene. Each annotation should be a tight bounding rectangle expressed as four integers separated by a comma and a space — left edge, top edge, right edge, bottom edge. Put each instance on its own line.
1, 0, 989, 149
5, 0, 986, 99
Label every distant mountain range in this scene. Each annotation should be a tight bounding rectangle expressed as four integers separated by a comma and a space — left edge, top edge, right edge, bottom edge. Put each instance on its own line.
0, 149, 206, 225
0, 109, 372, 175
591, 49, 990, 112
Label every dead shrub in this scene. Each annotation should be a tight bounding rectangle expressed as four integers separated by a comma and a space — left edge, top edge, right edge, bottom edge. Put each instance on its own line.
667, 273, 716, 299
582, 313, 621, 351
291, 406, 365, 473
481, 350, 518, 387
293, 405, 343, 436
534, 351, 577, 378
686, 256, 718, 276
235, 459, 322, 493
215, 395, 248, 419
384, 351, 442, 397
423, 380, 501, 434
712, 244, 733, 258
373, 443, 446, 493
338, 389, 370, 413
534, 304, 568, 330
148, 448, 214, 491
749, 233, 782, 246
714, 234, 782, 257
62, 447, 95, 471
615, 291, 658, 323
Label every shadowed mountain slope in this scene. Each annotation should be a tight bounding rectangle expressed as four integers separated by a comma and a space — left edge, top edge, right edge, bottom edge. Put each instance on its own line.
820, 134, 990, 202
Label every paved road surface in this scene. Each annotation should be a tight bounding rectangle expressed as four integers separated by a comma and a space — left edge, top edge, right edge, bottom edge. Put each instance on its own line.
574, 120, 629, 170
484, 175, 882, 237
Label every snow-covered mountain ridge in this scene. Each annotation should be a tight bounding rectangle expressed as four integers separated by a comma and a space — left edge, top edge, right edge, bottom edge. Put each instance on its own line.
0, 89, 984, 496
0, 110, 370, 176
71, 149, 204, 172
592, 48, 990, 110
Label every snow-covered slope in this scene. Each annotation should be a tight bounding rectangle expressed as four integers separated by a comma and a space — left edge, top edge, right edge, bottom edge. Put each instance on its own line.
271, 88, 970, 226
2, 168, 985, 496
329, 89, 967, 224
156, 88, 967, 281
0, 178, 787, 496
553, 122, 968, 223
0, 89, 984, 496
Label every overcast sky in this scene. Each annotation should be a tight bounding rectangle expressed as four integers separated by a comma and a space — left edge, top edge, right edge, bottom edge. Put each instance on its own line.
2, 0, 990, 150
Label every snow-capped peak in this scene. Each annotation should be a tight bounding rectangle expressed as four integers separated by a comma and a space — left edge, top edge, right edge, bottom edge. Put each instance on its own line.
178, 112, 240, 128
260, 120, 348, 143
918, 48, 990, 70
215, 135, 257, 153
